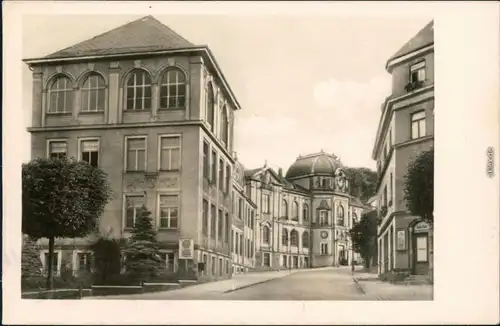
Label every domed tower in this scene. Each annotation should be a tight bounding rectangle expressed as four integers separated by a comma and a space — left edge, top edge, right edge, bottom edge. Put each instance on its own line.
285, 151, 349, 193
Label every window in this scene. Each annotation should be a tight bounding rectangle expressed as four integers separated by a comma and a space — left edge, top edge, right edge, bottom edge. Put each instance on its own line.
246, 239, 250, 258
202, 254, 208, 276
319, 210, 328, 226
239, 234, 243, 256
225, 213, 229, 243
263, 253, 270, 267
282, 255, 288, 267
206, 82, 215, 130
293, 256, 298, 268
126, 137, 146, 171
238, 199, 243, 220
281, 199, 288, 218
159, 136, 180, 170
291, 201, 299, 221
302, 231, 309, 248
219, 159, 224, 191
220, 106, 229, 145
303, 204, 309, 221
202, 199, 209, 236
219, 258, 223, 276
210, 205, 216, 239
225, 260, 229, 274
282, 229, 289, 246
411, 111, 426, 139
159, 68, 186, 109
162, 252, 176, 272
352, 213, 358, 223
81, 74, 105, 112
225, 166, 230, 193
262, 226, 270, 244
250, 211, 254, 229
203, 141, 209, 179
217, 209, 223, 242
48, 140, 67, 160
262, 194, 270, 214
211, 256, 216, 275
410, 61, 426, 83
211, 150, 217, 183
44, 252, 59, 273
233, 230, 237, 253
389, 173, 394, 204
48, 76, 73, 113
337, 205, 345, 226
159, 195, 179, 229
125, 195, 145, 228
384, 185, 388, 207
125, 70, 152, 111
290, 230, 298, 246
320, 243, 329, 255
77, 252, 92, 271
80, 139, 99, 167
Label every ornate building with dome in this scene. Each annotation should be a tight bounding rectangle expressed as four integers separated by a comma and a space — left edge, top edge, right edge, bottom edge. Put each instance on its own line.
242, 151, 367, 270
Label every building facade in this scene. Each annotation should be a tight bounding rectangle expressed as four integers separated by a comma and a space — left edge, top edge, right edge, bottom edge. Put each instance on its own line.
24, 15, 368, 281
372, 21, 434, 276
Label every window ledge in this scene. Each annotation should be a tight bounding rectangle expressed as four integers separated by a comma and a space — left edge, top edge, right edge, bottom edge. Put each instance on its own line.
158, 107, 186, 111
46, 112, 72, 116
124, 109, 152, 113
158, 227, 179, 231
124, 170, 146, 174
159, 169, 180, 173
79, 110, 104, 115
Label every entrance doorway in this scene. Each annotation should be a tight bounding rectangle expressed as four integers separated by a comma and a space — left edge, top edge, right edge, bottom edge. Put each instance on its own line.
413, 233, 429, 275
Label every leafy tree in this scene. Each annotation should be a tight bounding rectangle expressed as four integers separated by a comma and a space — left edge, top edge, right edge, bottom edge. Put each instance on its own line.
21, 235, 43, 278
403, 147, 434, 223
90, 237, 123, 284
345, 167, 378, 202
350, 210, 378, 269
123, 206, 164, 283
22, 157, 112, 289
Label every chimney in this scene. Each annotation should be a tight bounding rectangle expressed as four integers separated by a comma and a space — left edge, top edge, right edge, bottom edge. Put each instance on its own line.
278, 168, 283, 177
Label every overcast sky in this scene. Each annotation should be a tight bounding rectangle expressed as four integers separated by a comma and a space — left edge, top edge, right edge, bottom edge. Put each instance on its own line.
22, 14, 431, 171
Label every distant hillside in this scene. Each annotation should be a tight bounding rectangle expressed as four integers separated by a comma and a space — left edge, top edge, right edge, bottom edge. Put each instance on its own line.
345, 167, 378, 203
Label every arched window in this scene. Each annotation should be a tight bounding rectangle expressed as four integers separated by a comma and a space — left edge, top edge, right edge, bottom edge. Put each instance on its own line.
302, 231, 309, 248
48, 76, 73, 113
290, 229, 298, 246
81, 73, 105, 112
281, 228, 289, 245
125, 70, 152, 111
337, 205, 345, 226
352, 212, 358, 223
159, 68, 186, 109
220, 106, 229, 145
206, 82, 215, 131
303, 204, 309, 221
291, 201, 299, 221
262, 225, 270, 244
281, 199, 288, 218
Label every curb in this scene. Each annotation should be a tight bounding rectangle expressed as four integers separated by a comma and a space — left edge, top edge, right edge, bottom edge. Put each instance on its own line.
223, 273, 291, 294
351, 274, 366, 295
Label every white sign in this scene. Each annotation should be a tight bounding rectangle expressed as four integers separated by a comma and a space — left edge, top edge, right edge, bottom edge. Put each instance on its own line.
414, 221, 431, 233
178, 238, 194, 259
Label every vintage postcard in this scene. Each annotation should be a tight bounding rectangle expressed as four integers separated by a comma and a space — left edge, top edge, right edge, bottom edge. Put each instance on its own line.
3, 1, 499, 325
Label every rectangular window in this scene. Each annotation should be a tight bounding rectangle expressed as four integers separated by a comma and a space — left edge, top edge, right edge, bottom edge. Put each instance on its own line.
159, 195, 179, 229
219, 159, 224, 191
218, 209, 224, 242
48, 140, 67, 160
320, 243, 329, 255
384, 186, 388, 207
163, 252, 176, 272
77, 252, 92, 271
389, 173, 393, 204
225, 260, 229, 274
232, 230, 235, 253
319, 211, 327, 226
210, 205, 216, 239
238, 198, 243, 220
211, 150, 217, 184
125, 195, 145, 228
225, 165, 231, 193
235, 234, 239, 255
202, 199, 209, 236
203, 141, 209, 179
80, 139, 99, 167
263, 253, 270, 267
211, 256, 216, 275
159, 136, 181, 171
410, 61, 426, 83
219, 258, 223, 276
250, 211, 254, 229
262, 194, 270, 213
411, 111, 426, 139
239, 234, 243, 256
282, 255, 287, 267
225, 213, 230, 243
126, 137, 146, 171
247, 239, 250, 258
44, 252, 58, 273
202, 254, 208, 276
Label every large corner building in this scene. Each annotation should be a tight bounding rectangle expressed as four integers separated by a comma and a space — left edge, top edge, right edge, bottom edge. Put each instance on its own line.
372, 21, 434, 276
24, 16, 367, 281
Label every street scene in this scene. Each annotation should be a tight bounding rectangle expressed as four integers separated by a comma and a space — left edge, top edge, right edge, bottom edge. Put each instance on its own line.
20, 13, 434, 301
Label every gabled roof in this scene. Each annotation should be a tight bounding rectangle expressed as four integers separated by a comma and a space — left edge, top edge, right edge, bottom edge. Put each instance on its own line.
386, 20, 434, 68
44, 15, 196, 59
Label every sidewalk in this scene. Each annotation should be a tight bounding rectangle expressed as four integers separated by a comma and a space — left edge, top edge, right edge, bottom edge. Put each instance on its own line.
352, 271, 433, 300
87, 267, 324, 300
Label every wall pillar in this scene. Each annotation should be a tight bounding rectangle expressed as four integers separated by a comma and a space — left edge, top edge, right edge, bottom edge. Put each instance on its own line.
108, 62, 121, 124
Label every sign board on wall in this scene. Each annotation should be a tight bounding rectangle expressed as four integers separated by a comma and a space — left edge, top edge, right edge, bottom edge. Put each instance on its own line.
414, 221, 431, 233
396, 230, 406, 250
179, 239, 194, 259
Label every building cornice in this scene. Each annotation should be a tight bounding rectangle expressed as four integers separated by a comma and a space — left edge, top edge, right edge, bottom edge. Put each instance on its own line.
386, 44, 434, 72
23, 46, 242, 111
372, 85, 434, 160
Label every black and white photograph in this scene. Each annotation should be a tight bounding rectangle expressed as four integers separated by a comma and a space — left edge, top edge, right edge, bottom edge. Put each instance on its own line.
3, 1, 499, 325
